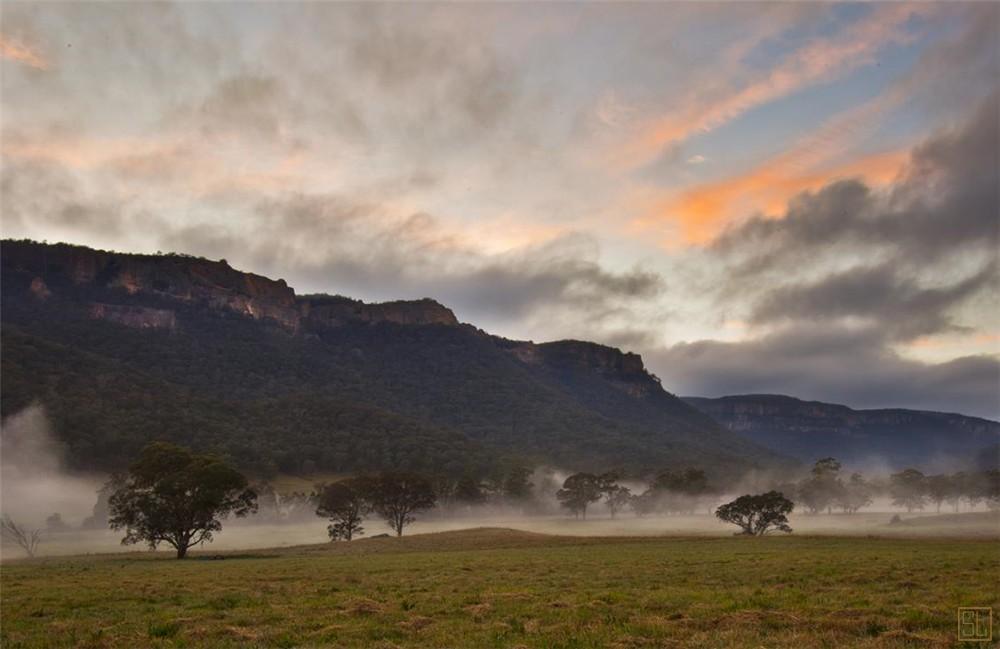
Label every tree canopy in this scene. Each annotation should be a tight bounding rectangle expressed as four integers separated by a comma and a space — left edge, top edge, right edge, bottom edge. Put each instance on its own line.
108, 442, 257, 558
715, 491, 794, 536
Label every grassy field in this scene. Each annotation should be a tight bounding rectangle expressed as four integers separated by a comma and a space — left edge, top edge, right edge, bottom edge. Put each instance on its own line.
2, 528, 998, 648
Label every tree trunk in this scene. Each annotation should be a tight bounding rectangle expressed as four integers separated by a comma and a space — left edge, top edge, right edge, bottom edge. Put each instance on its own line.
176, 545, 188, 559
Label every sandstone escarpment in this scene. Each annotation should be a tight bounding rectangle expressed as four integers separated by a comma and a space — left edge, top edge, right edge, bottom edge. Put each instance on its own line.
300, 295, 458, 327
2, 240, 463, 333
89, 303, 177, 331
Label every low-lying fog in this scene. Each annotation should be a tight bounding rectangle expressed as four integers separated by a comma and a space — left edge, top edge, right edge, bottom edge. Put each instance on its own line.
9, 510, 1000, 559
2, 405, 998, 559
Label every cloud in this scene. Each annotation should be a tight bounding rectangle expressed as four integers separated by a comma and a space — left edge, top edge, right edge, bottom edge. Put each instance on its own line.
0, 36, 48, 70
713, 92, 999, 272
650, 325, 1000, 419
748, 262, 996, 341
617, 4, 933, 168
649, 92, 999, 415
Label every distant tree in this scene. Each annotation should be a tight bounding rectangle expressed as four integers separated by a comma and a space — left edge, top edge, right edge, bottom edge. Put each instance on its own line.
837, 473, 873, 514
984, 470, 1000, 511
556, 473, 603, 519
316, 479, 370, 541
503, 466, 535, 502
806, 458, 845, 515
944, 472, 965, 512
108, 442, 258, 558
454, 475, 488, 506
45, 513, 71, 532
604, 485, 632, 519
650, 468, 711, 514
630, 490, 657, 517
962, 471, 986, 510
889, 468, 927, 513
925, 474, 952, 514
82, 482, 114, 530
715, 491, 794, 536
365, 472, 437, 536
1, 515, 43, 558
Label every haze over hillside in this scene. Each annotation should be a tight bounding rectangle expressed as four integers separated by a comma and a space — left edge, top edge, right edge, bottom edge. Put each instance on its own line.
1, 239, 788, 479
684, 394, 1000, 469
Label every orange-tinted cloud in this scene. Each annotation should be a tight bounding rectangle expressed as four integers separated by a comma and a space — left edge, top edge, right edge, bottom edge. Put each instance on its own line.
641, 148, 908, 246
0, 36, 49, 70
615, 3, 933, 170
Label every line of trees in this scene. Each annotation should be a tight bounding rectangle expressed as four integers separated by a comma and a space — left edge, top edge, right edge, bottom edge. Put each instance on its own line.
555, 468, 715, 519
779, 458, 1000, 515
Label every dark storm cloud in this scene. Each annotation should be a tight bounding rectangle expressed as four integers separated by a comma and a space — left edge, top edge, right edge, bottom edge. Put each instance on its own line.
714, 92, 999, 272
749, 262, 997, 341
650, 325, 1000, 419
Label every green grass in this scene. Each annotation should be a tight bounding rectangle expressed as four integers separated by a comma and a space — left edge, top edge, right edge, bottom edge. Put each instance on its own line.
2, 528, 998, 648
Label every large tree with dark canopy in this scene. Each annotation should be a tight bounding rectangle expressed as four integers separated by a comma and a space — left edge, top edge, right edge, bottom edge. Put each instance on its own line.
365, 472, 437, 536
715, 491, 794, 536
108, 442, 257, 558
316, 479, 370, 541
556, 473, 603, 519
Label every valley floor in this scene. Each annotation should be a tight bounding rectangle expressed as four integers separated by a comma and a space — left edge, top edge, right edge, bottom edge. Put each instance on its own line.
2, 528, 998, 648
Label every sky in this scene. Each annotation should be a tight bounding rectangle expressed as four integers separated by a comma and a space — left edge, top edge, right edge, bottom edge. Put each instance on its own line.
1, 2, 997, 418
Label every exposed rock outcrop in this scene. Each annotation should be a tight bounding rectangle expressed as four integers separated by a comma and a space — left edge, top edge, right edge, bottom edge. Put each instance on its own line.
301, 295, 458, 327
1, 240, 459, 332
89, 303, 177, 331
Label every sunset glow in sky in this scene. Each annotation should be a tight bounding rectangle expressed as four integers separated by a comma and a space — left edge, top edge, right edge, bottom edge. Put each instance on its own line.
2, 2, 997, 416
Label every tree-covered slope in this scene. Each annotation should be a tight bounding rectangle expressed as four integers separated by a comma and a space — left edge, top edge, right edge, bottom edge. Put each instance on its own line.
1, 239, 789, 478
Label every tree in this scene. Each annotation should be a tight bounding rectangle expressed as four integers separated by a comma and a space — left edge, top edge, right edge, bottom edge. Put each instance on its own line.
630, 490, 656, 517
556, 473, 603, 519
836, 473, 873, 514
799, 458, 844, 515
889, 468, 927, 513
365, 472, 437, 536
983, 470, 1000, 511
454, 475, 488, 506
316, 479, 370, 541
1, 515, 42, 558
108, 442, 258, 558
652, 468, 711, 514
46, 513, 71, 532
604, 485, 632, 519
715, 491, 794, 536
925, 474, 951, 513
945, 472, 966, 512
503, 466, 534, 502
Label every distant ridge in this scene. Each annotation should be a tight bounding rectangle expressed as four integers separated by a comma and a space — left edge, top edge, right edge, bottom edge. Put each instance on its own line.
683, 394, 1000, 468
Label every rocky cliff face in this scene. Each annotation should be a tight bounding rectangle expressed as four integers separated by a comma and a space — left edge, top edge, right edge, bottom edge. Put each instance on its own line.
89, 303, 177, 331
301, 295, 458, 327
2, 240, 458, 332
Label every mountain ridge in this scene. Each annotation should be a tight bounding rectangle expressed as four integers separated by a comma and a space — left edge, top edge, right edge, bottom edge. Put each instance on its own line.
1, 239, 789, 478
683, 394, 999, 468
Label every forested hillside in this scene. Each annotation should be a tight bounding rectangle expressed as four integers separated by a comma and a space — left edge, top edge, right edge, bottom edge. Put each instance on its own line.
1, 240, 788, 479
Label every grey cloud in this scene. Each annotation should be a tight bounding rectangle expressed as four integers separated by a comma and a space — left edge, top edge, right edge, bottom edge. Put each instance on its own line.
749, 262, 997, 341
648, 325, 1000, 419
155, 191, 665, 332
714, 92, 999, 273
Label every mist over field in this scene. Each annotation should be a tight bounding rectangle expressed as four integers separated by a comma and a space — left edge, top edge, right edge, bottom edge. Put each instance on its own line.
2, 423, 994, 560
0, 405, 104, 530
